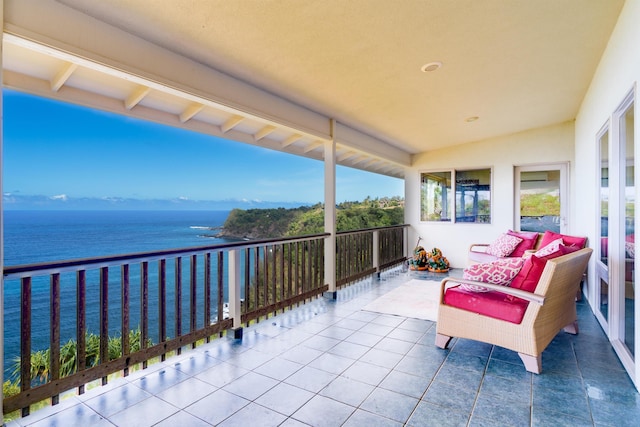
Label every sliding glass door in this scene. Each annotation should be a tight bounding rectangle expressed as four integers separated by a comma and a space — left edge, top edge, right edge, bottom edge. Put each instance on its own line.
598, 91, 636, 382
597, 127, 610, 325
617, 96, 635, 360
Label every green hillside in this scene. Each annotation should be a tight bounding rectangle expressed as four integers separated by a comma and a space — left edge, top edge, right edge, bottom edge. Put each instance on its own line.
218, 197, 404, 239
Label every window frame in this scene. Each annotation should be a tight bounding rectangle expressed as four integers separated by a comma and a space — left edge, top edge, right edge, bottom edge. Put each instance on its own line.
420, 167, 492, 224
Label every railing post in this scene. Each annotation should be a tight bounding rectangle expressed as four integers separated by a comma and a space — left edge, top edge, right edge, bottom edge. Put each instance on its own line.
404, 226, 409, 264
373, 230, 380, 278
228, 249, 243, 339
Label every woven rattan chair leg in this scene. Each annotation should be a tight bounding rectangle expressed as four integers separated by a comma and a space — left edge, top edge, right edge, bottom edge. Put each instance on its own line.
563, 321, 579, 334
435, 333, 452, 349
518, 353, 542, 374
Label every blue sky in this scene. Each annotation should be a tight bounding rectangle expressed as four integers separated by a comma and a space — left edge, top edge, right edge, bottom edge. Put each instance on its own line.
2, 90, 403, 209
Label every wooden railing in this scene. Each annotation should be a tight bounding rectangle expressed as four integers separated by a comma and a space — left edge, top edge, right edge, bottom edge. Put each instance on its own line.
336, 225, 408, 287
2, 225, 407, 417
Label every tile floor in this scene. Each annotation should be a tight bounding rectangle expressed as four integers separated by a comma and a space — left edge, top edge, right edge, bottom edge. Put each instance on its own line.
7, 268, 640, 427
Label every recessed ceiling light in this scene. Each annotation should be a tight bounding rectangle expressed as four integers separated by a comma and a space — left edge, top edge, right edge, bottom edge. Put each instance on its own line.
421, 61, 442, 72
465, 116, 479, 122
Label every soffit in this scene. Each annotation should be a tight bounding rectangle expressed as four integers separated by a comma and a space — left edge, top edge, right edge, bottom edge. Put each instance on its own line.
55, 0, 624, 154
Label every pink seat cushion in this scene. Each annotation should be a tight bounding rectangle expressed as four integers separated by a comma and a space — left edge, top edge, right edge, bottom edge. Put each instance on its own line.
507, 230, 539, 257
443, 286, 529, 324
539, 230, 587, 250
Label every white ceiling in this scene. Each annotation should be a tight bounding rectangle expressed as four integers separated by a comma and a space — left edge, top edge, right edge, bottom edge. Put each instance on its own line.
55, 0, 625, 154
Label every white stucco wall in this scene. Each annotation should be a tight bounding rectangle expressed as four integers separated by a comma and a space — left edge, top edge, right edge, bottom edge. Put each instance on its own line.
575, 0, 640, 267
573, 0, 640, 383
405, 121, 574, 268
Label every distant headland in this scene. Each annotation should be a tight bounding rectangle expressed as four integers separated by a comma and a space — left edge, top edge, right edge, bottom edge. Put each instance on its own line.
214, 197, 404, 240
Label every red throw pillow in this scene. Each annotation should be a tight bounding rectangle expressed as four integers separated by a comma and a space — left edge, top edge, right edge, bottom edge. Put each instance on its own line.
539, 230, 587, 250
507, 230, 539, 257
509, 255, 547, 293
510, 245, 581, 294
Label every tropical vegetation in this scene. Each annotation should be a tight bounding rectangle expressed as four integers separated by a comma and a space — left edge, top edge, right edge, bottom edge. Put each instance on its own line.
219, 196, 404, 239
3, 329, 149, 399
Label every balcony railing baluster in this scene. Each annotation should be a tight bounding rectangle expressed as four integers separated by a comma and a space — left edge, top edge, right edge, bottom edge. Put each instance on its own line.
121, 264, 130, 374
76, 270, 86, 394
174, 257, 182, 356
203, 253, 210, 343
99, 267, 109, 385
158, 259, 167, 360
141, 261, 149, 368
189, 254, 197, 349
243, 248, 250, 326
49, 273, 61, 406
280, 244, 285, 311
20, 277, 31, 418
217, 252, 224, 331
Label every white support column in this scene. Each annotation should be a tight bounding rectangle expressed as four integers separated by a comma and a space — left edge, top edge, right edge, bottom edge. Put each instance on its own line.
1, 1, 6, 421
228, 249, 243, 339
324, 120, 337, 297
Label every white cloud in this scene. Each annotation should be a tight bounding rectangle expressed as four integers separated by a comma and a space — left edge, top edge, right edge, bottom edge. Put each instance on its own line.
50, 194, 68, 201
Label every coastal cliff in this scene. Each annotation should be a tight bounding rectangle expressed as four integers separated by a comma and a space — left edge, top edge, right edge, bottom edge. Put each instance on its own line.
216, 198, 404, 240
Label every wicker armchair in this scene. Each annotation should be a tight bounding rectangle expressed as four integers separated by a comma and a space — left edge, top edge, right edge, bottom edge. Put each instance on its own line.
435, 248, 592, 373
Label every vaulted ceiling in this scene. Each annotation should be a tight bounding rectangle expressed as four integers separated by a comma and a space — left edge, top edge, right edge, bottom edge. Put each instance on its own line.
2, 0, 626, 178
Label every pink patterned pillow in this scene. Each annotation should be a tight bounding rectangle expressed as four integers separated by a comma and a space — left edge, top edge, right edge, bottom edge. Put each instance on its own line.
525, 237, 563, 259
485, 233, 523, 257
461, 257, 526, 292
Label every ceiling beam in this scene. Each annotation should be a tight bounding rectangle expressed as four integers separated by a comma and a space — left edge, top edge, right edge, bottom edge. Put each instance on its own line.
50, 61, 77, 92
124, 85, 151, 110
303, 141, 324, 153
337, 151, 358, 162
254, 125, 276, 142
281, 134, 302, 148
221, 114, 245, 133
179, 102, 204, 123
350, 156, 370, 166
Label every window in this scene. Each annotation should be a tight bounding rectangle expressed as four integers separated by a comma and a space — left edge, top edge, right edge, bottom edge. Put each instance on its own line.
455, 169, 491, 223
421, 168, 491, 223
517, 168, 563, 233
420, 171, 451, 221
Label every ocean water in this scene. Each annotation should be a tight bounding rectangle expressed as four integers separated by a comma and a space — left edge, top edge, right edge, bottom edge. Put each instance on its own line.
3, 210, 231, 266
2, 210, 232, 377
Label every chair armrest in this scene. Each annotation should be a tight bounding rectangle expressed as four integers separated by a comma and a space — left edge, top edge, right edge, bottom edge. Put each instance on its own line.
469, 243, 489, 253
440, 277, 545, 305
